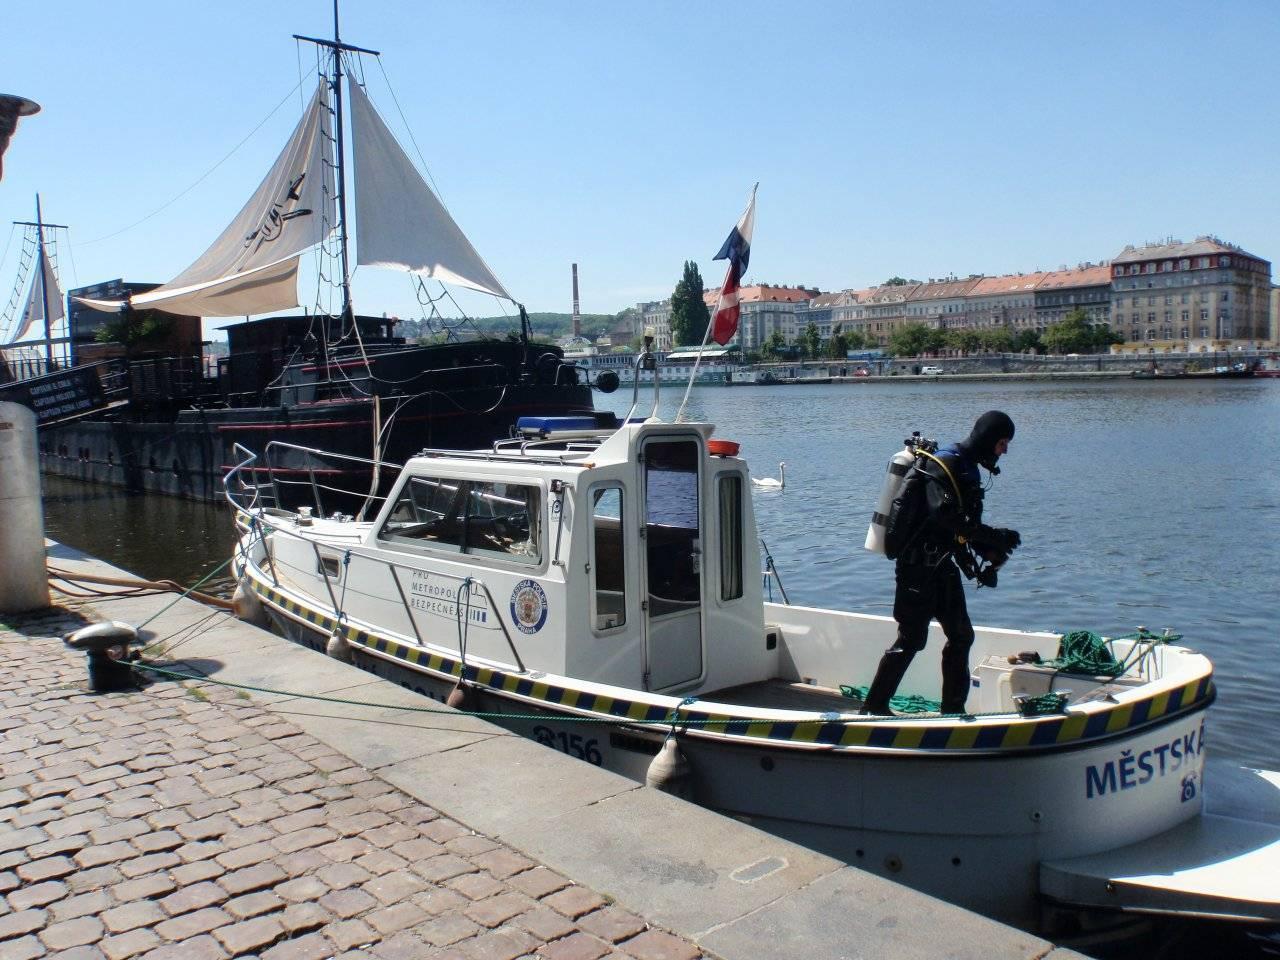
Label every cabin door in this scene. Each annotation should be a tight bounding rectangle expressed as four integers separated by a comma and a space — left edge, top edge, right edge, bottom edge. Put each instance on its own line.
641, 437, 703, 690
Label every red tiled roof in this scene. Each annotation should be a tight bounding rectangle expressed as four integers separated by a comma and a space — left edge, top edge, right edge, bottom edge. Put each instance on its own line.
906, 278, 983, 301
740, 285, 819, 303
1035, 265, 1113, 289
967, 272, 1052, 296
860, 284, 919, 303
1112, 237, 1266, 264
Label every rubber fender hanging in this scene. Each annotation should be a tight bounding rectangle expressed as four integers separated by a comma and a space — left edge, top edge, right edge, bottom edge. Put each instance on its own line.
446, 683, 473, 710
232, 579, 269, 628
325, 630, 352, 663
645, 738, 692, 799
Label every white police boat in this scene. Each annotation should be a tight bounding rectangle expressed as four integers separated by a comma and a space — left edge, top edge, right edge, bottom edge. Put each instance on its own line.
225, 342, 1280, 936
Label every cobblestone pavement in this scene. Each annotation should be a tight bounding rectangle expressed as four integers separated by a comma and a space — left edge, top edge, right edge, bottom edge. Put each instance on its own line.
0, 607, 708, 960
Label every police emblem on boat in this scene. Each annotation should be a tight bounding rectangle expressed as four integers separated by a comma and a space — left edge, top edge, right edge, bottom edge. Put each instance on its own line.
1181, 772, 1198, 803
510, 579, 548, 634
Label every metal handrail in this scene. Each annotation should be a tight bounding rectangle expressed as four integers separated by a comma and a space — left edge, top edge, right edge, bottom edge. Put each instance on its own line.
225, 441, 405, 518
418, 444, 595, 467
227, 499, 527, 674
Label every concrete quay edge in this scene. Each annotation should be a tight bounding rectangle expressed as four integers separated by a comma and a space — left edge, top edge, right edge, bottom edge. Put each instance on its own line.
32, 540, 1083, 960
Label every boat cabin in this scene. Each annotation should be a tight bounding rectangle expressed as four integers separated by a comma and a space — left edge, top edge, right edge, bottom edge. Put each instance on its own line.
267, 416, 771, 695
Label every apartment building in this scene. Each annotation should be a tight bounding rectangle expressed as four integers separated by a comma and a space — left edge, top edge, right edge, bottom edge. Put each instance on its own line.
701, 284, 817, 351
627, 237, 1271, 354
839, 284, 916, 347
1034, 265, 1113, 330
964, 273, 1046, 332
636, 299, 673, 351
1110, 238, 1271, 347
793, 291, 850, 341
904, 277, 983, 330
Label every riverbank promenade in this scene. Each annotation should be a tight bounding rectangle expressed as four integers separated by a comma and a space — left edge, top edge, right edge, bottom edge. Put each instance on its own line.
1, 544, 1078, 960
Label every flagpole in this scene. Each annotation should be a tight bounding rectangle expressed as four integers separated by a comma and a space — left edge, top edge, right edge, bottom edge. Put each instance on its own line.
674, 182, 756, 424
674, 293, 719, 423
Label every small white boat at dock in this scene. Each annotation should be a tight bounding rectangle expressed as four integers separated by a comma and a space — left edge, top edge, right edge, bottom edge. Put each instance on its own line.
224, 340, 1280, 936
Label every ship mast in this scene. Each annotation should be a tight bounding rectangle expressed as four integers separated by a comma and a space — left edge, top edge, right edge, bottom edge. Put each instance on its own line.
294, 0, 378, 329
13, 194, 67, 369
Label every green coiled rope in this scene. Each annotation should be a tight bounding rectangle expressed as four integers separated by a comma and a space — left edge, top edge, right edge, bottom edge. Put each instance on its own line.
840, 627, 1180, 715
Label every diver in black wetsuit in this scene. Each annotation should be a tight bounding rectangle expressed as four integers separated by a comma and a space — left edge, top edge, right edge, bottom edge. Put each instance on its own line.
861, 411, 1021, 716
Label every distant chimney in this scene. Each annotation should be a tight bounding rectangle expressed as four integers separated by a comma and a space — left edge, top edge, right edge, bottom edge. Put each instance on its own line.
571, 263, 580, 338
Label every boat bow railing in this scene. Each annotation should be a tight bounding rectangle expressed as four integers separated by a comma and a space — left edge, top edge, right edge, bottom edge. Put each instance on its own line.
622, 331, 661, 425
223, 460, 530, 675
224, 440, 402, 520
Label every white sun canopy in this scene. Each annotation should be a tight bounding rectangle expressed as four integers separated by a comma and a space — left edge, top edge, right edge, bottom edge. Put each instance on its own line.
77, 84, 335, 318
348, 81, 511, 301
11, 244, 65, 342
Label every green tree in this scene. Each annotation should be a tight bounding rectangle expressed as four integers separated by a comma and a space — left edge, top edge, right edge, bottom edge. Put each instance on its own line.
883, 276, 910, 287
802, 322, 821, 359
1089, 324, 1124, 352
94, 307, 173, 357
669, 261, 711, 347
844, 328, 869, 351
1011, 329, 1043, 353
827, 328, 850, 359
978, 328, 1014, 353
761, 330, 787, 360
1043, 307, 1101, 355
887, 323, 944, 358
946, 329, 984, 354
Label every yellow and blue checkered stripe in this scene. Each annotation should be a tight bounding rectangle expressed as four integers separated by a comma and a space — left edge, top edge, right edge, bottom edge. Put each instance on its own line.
250, 576, 1214, 754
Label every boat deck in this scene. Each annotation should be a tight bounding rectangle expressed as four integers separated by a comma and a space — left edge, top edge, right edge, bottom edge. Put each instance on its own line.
707, 678, 864, 713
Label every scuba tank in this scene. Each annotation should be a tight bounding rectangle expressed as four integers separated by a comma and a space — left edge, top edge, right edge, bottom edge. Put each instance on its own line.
865, 432, 934, 554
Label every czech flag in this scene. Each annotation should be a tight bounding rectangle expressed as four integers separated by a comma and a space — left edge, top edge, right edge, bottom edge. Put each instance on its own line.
709, 183, 758, 346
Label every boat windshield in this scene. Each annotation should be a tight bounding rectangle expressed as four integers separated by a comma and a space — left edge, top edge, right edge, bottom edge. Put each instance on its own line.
379, 474, 541, 563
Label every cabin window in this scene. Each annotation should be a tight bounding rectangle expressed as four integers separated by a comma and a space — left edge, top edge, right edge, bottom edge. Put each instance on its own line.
718, 474, 743, 600
591, 487, 626, 630
379, 475, 540, 563
644, 440, 701, 615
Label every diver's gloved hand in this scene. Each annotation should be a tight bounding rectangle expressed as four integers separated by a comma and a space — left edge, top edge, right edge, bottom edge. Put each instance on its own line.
976, 565, 999, 589
975, 544, 1011, 567
989, 528, 1021, 552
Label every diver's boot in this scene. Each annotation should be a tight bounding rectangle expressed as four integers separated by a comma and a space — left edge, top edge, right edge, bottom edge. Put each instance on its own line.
940, 649, 972, 714
860, 649, 916, 715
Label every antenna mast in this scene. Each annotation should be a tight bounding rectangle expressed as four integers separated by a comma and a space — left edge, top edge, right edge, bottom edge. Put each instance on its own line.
294, 2, 378, 329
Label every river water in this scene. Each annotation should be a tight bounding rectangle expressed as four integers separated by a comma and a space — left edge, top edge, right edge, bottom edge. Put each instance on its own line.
42, 378, 1280, 774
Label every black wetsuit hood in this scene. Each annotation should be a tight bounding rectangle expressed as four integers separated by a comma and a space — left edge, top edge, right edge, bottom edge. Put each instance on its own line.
957, 410, 1015, 471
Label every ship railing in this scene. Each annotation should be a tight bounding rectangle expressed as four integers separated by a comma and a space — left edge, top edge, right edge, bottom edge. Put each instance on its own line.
224, 440, 402, 521
223, 464, 528, 675
261, 358, 511, 394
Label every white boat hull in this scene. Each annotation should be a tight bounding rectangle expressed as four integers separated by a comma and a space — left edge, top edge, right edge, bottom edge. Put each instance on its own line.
264, 593, 1209, 928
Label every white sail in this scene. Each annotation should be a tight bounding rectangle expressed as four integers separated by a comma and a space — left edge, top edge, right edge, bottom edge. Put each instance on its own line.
348, 81, 511, 300
78, 84, 335, 317
11, 243, 64, 342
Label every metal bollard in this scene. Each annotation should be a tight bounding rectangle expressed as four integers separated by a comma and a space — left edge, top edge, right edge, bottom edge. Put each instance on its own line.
64, 621, 141, 693
0, 402, 49, 613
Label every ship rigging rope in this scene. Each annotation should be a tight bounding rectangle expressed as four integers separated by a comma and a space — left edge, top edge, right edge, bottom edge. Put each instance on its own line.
372, 57, 450, 214
91, 557, 1180, 725
0, 223, 18, 325
77, 77, 310, 247
46, 566, 232, 608
126, 660, 1028, 725
0, 230, 36, 336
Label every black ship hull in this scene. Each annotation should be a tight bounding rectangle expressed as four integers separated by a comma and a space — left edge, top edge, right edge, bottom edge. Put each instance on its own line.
38, 380, 593, 503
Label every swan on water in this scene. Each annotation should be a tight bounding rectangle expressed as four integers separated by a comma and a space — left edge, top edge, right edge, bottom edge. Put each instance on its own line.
751, 462, 786, 490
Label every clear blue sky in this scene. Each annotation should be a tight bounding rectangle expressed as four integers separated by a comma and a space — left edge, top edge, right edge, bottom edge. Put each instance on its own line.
3, 1, 1278, 329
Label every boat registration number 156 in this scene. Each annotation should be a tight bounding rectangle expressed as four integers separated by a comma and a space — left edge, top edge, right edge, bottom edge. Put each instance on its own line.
533, 725, 603, 765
